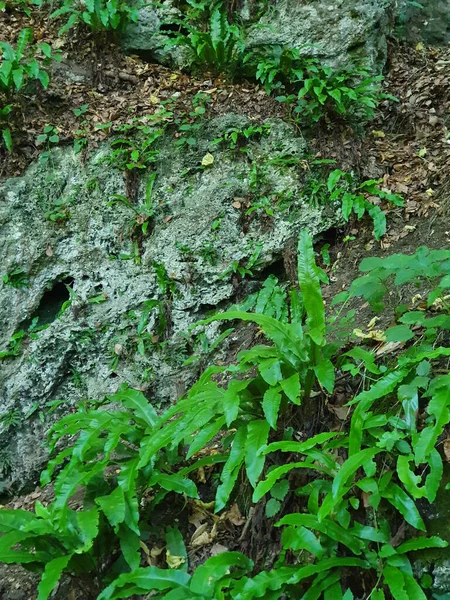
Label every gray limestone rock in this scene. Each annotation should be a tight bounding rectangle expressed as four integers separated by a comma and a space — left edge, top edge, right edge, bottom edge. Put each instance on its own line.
0, 115, 338, 493
122, 0, 395, 72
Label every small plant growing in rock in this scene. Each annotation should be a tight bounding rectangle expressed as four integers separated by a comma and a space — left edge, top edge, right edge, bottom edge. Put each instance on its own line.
159, 2, 246, 76
247, 45, 396, 124
2, 266, 28, 289
72, 103, 89, 154
109, 173, 157, 236
306, 167, 403, 240
0, 409, 22, 430
211, 122, 270, 152
104, 124, 164, 172
36, 124, 60, 164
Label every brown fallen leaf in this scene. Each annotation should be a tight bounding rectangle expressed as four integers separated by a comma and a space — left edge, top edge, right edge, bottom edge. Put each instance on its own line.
443, 439, 450, 463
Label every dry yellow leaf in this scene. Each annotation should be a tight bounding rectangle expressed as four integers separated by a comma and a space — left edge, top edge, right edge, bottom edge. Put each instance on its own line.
353, 328, 386, 342
201, 153, 214, 166
166, 551, 186, 569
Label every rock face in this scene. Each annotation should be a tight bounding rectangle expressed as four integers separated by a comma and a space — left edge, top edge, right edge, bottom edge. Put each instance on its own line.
245, 0, 394, 70
123, 0, 395, 72
0, 115, 337, 493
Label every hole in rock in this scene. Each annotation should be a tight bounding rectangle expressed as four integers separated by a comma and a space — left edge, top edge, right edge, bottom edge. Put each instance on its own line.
255, 257, 286, 283
315, 226, 340, 248
27, 277, 74, 328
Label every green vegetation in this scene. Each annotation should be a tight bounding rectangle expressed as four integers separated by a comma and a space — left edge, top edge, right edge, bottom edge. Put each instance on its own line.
109, 173, 157, 235
211, 122, 271, 152
158, 4, 392, 126
306, 168, 404, 240
2, 232, 450, 597
2, 266, 29, 289
51, 0, 141, 35
0, 28, 60, 149
0, 0, 42, 15
160, 1, 246, 76
0, 317, 45, 359
36, 124, 60, 164
247, 45, 394, 124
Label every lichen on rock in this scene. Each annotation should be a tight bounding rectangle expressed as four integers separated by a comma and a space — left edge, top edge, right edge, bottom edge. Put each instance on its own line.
0, 114, 337, 493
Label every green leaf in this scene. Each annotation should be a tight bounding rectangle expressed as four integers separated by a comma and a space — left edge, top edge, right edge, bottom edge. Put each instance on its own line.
199, 311, 307, 368
271, 479, 289, 501
281, 525, 323, 556
98, 566, 191, 600
245, 420, 270, 488
280, 373, 301, 404
253, 460, 330, 503
381, 482, 425, 531
215, 425, 246, 512
118, 524, 141, 570
318, 448, 380, 521
166, 526, 188, 572
265, 498, 281, 517
313, 358, 335, 393
304, 571, 341, 600
112, 387, 158, 428
190, 552, 253, 595
349, 370, 409, 456
368, 204, 386, 240
298, 230, 325, 345
327, 169, 345, 192
264, 432, 341, 456
385, 325, 415, 343
186, 417, 226, 459
383, 565, 409, 600
397, 536, 447, 554
262, 387, 282, 429
223, 380, 248, 426
424, 448, 443, 503
415, 378, 450, 463
12, 68, 24, 91
2, 127, 12, 151
95, 486, 125, 527
149, 472, 198, 498
397, 455, 424, 499
37, 555, 71, 600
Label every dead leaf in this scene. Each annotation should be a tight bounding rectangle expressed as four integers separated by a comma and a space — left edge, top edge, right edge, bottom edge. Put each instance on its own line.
353, 328, 386, 342
328, 405, 350, 421
367, 316, 380, 331
361, 492, 371, 508
45, 245, 53, 257
201, 153, 214, 167
443, 439, 450, 462
223, 503, 246, 526
210, 543, 228, 556
166, 551, 186, 569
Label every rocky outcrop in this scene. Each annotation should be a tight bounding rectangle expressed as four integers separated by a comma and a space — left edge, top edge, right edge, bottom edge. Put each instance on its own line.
123, 0, 395, 72
0, 115, 337, 493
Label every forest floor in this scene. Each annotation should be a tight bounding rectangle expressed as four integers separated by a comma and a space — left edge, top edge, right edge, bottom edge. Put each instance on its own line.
2, 6, 450, 598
